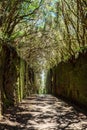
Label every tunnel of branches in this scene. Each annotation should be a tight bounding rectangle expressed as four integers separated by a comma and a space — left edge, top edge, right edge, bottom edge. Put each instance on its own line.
0, 0, 87, 118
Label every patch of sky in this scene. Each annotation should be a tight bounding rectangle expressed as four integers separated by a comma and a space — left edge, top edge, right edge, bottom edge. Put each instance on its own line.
35, 19, 45, 27
49, 11, 57, 17
50, 0, 59, 6
41, 70, 45, 87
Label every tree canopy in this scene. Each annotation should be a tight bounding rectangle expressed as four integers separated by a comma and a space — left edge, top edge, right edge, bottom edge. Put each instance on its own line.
0, 0, 87, 70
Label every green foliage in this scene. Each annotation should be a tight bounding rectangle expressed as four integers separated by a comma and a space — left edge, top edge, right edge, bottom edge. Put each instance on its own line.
78, 46, 87, 53
38, 87, 47, 94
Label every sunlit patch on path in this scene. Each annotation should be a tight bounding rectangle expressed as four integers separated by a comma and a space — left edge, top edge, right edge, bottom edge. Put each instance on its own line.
0, 95, 87, 130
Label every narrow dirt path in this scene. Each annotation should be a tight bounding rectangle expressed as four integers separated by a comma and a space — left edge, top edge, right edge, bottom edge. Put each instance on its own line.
0, 95, 87, 130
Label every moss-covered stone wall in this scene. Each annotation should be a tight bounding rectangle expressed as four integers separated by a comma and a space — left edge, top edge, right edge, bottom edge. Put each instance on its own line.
51, 52, 87, 107
0, 44, 27, 114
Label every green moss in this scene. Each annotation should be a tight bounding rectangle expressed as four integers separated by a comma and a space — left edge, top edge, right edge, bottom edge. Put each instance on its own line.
19, 58, 25, 100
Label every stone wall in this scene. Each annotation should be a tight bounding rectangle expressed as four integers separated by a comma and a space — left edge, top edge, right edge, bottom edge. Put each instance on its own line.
51, 52, 87, 107
0, 44, 27, 113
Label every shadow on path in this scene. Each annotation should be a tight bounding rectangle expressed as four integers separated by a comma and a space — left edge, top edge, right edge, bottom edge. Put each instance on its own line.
0, 94, 87, 130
